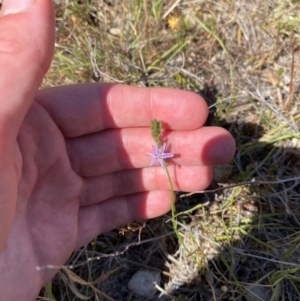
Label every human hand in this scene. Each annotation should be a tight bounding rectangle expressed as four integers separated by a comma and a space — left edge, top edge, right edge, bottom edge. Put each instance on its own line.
0, 1, 235, 300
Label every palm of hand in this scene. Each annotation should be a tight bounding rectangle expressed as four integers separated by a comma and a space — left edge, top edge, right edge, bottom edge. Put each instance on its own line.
5, 100, 82, 288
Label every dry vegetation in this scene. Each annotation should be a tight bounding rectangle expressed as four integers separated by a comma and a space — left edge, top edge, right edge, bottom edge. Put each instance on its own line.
37, 0, 300, 300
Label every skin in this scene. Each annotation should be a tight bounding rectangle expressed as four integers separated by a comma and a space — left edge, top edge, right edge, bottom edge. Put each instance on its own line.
0, 0, 235, 300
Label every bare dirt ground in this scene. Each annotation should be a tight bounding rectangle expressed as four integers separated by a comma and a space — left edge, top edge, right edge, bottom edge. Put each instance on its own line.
36, 0, 300, 300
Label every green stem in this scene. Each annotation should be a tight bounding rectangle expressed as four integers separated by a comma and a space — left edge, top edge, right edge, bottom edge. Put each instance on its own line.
150, 119, 190, 254
163, 161, 190, 255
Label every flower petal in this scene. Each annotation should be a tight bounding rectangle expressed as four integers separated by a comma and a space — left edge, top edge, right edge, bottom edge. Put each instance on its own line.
146, 152, 156, 158
160, 142, 166, 154
158, 157, 165, 168
150, 157, 158, 166
162, 152, 174, 159
152, 145, 159, 154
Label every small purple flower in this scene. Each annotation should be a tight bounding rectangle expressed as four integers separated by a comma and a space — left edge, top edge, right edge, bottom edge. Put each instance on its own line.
146, 143, 174, 168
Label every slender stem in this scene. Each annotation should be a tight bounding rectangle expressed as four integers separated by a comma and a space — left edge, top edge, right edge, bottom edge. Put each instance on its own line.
163, 161, 190, 255
150, 119, 190, 254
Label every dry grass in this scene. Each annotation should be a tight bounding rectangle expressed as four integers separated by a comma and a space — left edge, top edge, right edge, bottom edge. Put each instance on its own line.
37, 0, 300, 300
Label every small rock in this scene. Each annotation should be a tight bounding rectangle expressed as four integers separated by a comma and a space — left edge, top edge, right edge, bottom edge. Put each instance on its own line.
221, 285, 228, 292
128, 269, 161, 298
109, 27, 122, 36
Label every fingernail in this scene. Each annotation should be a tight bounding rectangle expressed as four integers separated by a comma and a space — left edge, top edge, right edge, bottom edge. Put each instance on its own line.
1, 0, 36, 15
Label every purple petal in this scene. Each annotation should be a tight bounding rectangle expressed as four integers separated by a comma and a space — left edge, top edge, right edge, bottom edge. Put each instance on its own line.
146, 152, 156, 158
158, 157, 165, 168
150, 157, 158, 166
160, 143, 166, 153
152, 145, 159, 154
162, 152, 174, 159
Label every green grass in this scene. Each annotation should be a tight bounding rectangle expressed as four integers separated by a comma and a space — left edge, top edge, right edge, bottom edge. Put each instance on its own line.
39, 0, 300, 300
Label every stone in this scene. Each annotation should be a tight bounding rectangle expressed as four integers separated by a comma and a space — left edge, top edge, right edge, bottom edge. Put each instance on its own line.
128, 269, 161, 298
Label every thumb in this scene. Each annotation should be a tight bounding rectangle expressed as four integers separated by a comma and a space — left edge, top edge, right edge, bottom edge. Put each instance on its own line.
0, 0, 55, 144
0, 0, 54, 250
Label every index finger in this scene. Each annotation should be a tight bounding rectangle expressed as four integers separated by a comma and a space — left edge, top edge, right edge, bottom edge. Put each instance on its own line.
36, 84, 208, 137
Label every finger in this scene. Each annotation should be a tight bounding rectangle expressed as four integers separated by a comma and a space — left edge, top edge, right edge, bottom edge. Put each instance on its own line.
36, 84, 209, 137
76, 190, 175, 248
79, 165, 213, 206
67, 126, 235, 176
0, 0, 54, 145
